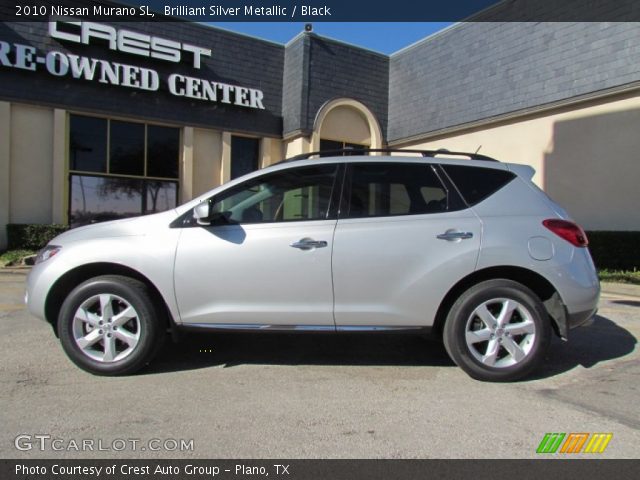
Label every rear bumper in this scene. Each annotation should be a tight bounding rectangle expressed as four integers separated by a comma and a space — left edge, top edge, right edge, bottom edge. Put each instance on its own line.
567, 307, 598, 329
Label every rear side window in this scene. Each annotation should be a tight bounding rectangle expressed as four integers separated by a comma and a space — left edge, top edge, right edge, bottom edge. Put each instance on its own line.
442, 165, 515, 206
344, 163, 464, 218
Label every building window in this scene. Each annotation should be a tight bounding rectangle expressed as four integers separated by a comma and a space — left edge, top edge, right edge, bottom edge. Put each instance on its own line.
231, 136, 260, 180
69, 116, 107, 173
320, 139, 368, 156
68, 114, 180, 228
109, 120, 145, 176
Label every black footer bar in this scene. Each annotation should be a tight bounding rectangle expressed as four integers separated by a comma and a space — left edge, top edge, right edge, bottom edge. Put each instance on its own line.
3, 459, 640, 480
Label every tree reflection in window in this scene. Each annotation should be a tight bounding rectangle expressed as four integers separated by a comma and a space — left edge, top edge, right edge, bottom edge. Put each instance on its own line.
70, 175, 177, 227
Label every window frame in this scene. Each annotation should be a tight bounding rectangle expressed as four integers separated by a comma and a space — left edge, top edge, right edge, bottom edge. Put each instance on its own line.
68, 113, 181, 182
67, 113, 181, 226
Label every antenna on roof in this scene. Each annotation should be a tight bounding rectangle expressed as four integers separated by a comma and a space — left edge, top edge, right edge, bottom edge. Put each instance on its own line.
475, 145, 482, 154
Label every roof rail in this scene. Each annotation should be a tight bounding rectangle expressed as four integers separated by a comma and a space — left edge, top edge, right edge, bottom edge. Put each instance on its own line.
283, 148, 498, 162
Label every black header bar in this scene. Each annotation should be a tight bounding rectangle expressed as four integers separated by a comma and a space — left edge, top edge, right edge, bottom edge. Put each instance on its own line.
1, 0, 638, 22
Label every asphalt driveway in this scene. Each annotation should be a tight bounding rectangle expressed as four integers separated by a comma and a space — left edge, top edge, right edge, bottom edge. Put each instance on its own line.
1, 270, 638, 458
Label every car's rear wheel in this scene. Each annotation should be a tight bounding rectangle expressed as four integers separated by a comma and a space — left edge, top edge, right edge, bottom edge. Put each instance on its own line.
443, 279, 551, 382
58, 275, 164, 375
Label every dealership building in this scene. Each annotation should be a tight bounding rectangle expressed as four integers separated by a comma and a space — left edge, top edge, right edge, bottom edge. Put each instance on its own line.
1, 4, 639, 249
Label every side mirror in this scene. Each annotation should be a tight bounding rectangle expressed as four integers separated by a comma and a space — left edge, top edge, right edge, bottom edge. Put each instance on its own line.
193, 203, 211, 225
193, 203, 233, 226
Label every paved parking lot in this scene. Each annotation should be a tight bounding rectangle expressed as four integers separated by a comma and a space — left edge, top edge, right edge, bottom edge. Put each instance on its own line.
1, 270, 638, 459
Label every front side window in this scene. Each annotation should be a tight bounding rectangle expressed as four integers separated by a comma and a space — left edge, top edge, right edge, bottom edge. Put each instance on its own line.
68, 114, 180, 227
344, 163, 462, 218
208, 164, 339, 224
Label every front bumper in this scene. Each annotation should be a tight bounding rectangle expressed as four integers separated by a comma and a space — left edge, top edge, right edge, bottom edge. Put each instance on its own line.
25, 261, 54, 324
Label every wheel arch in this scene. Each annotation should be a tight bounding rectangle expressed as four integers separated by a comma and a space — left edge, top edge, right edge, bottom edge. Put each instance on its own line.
45, 263, 176, 337
433, 266, 567, 339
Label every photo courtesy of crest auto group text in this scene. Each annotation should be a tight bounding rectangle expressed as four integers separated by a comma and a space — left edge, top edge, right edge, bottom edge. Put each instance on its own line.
1, 0, 639, 478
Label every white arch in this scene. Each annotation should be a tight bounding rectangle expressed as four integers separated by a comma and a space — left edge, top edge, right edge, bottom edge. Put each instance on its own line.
311, 98, 383, 152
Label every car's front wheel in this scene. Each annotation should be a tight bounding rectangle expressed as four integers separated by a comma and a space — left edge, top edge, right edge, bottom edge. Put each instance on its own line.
58, 275, 164, 375
443, 279, 551, 382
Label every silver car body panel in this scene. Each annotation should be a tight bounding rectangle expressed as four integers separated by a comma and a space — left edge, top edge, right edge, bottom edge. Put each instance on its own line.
332, 209, 482, 326
471, 177, 600, 314
173, 220, 337, 326
26, 211, 182, 324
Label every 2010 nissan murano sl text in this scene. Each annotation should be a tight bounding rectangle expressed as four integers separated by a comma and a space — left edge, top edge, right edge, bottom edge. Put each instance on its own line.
26, 149, 600, 381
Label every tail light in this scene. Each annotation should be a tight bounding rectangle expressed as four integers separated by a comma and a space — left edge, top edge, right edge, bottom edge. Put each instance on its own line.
543, 219, 589, 247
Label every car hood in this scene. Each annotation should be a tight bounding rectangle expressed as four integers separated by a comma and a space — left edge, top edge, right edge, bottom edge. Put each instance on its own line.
48, 210, 178, 246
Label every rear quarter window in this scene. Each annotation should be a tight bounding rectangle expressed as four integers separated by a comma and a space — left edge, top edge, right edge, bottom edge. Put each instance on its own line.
442, 165, 516, 206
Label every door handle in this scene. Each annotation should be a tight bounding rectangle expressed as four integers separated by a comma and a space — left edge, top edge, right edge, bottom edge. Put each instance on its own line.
437, 230, 474, 241
290, 238, 328, 250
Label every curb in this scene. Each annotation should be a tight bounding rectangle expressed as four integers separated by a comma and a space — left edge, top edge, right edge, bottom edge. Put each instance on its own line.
0, 267, 30, 276
600, 282, 640, 299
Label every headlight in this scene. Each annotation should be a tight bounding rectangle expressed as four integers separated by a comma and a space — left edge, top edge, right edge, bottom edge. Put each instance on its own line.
35, 245, 62, 264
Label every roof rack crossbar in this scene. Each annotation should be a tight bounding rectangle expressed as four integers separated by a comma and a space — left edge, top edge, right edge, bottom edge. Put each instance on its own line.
283, 148, 498, 162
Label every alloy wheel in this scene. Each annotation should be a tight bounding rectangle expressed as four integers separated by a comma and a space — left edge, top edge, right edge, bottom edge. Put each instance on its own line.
464, 298, 536, 368
71, 294, 142, 363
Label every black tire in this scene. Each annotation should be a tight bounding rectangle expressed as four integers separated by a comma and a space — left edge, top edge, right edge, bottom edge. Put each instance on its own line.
443, 279, 551, 382
58, 275, 164, 376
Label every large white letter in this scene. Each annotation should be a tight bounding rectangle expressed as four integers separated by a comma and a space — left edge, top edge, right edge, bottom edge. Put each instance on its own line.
46, 51, 69, 76
0, 41, 13, 66
81, 22, 116, 50
181, 44, 211, 69
150, 37, 181, 63
168, 74, 185, 96
48, 21, 81, 43
118, 30, 150, 57
67, 55, 98, 80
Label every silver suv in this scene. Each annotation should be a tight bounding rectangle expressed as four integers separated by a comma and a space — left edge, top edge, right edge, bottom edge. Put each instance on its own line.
26, 150, 599, 381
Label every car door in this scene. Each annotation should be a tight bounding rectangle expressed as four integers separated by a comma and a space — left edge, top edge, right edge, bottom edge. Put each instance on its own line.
332, 161, 482, 328
174, 163, 341, 327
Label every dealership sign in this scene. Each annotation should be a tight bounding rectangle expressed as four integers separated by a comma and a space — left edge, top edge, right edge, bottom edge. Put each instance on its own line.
0, 20, 265, 109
